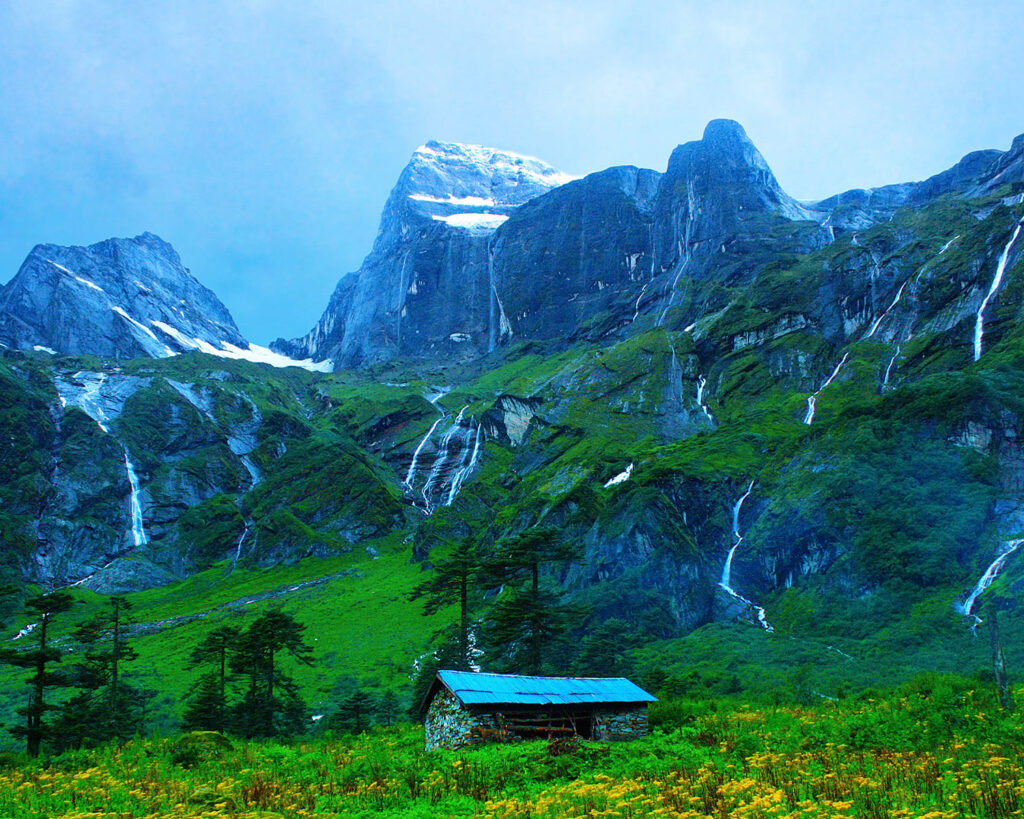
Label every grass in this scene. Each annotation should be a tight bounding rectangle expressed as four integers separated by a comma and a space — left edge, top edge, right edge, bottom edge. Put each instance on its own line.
2, 683, 1022, 818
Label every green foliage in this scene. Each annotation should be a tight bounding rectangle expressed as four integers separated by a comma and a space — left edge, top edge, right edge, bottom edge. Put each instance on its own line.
228, 609, 313, 738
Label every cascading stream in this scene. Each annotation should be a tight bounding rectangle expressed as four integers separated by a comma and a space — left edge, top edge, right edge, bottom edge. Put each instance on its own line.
958, 538, 1024, 629
803, 353, 850, 425
865, 279, 909, 339
404, 416, 445, 489
696, 375, 714, 423
403, 388, 451, 490
974, 208, 1024, 361
231, 523, 252, 570
718, 481, 773, 632
631, 283, 649, 322
415, 406, 485, 513
123, 449, 148, 547
57, 373, 148, 553
446, 425, 484, 505
882, 345, 902, 388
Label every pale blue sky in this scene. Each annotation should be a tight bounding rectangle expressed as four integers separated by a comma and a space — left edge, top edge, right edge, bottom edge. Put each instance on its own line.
1, 1, 1022, 343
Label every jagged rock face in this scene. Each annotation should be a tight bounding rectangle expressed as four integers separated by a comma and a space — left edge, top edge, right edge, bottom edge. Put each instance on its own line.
0, 233, 246, 359
492, 167, 660, 342
284, 120, 840, 365
275, 142, 577, 366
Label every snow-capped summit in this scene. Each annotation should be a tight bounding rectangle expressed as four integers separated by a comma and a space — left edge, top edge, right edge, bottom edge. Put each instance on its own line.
395, 141, 579, 234
0, 233, 330, 371
273, 141, 578, 365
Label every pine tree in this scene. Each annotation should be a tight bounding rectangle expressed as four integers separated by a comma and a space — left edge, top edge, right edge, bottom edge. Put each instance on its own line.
229, 610, 313, 738
377, 689, 402, 727
409, 537, 481, 671
329, 689, 376, 734
183, 626, 239, 733
0, 591, 76, 756
482, 527, 584, 674
572, 618, 639, 677
54, 596, 144, 747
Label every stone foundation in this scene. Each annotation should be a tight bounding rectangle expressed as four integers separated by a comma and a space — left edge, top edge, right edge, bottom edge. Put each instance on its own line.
425, 691, 650, 750
593, 707, 649, 741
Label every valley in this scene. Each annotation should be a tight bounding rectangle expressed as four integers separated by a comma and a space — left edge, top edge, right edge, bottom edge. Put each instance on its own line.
1, 121, 1024, 757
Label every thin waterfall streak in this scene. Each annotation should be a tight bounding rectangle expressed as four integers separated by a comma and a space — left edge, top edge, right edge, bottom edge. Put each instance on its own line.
883, 346, 901, 388
804, 353, 850, 425
960, 539, 1024, 619
446, 425, 484, 506
731, 480, 755, 541
632, 283, 649, 322
404, 416, 444, 489
232, 524, 251, 569
421, 406, 469, 510
657, 185, 696, 326
975, 219, 1024, 361
123, 449, 147, 547
696, 375, 713, 423
866, 279, 909, 339
719, 481, 772, 632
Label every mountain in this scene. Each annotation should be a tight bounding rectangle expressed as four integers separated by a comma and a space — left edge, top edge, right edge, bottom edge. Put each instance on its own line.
281, 121, 1024, 371
2, 121, 1024, 730
272, 141, 578, 366
0, 232, 329, 370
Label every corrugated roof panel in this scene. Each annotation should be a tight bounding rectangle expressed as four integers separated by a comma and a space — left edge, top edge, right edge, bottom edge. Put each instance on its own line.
437, 670, 657, 706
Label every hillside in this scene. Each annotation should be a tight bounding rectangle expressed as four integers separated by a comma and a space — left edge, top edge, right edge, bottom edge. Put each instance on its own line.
1, 122, 1024, 736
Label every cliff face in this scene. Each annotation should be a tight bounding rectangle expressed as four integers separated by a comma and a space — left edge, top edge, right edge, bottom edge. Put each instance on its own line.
272, 141, 577, 366
0, 232, 245, 359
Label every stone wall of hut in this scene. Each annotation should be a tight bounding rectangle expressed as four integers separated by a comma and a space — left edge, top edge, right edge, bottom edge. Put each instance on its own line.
425, 689, 476, 750
593, 706, 649, 741
425, 690, 650, 749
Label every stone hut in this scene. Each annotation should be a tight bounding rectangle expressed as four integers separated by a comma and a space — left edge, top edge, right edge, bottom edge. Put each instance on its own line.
420, 670, 657, 750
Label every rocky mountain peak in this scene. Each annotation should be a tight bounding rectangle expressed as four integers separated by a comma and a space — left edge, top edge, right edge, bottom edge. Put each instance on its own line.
383, 141, 578, 235
0, 233, 329, 370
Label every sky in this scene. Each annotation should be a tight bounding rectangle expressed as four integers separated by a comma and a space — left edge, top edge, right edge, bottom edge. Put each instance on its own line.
2, 1, 1023, 344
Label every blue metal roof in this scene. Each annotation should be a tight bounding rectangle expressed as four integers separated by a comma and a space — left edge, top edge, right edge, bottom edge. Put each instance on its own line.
437, 670, 657, 706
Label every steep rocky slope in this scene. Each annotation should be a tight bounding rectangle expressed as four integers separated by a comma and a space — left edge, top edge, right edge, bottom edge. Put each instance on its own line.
2, 122, 1024, 722
0, 232, 329, 370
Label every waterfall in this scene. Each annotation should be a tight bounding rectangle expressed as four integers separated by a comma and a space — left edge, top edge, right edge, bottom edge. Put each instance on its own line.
804, 353, 850, 425
974, 217, 1024, 361
122, 449, 148, 547
865, 279, 909, 339
656, 185, 696, 326
821, 214, 835, 244
404, 416, 445, 489
487, 243, 512, 352
445, 425, 484, 505
882, 345, 901, 388
11, 623, 38, 641
696, 375, 714, 423
231, 523, 252, 570
718, 481, 773, 632
959, 538, 1024, 627
631, 282, 649, 322
419, 407, 484, 512
667, 340, 683, 402
604, 463, 633, 488
403, 389, 451, 490
64, 371, 110, 431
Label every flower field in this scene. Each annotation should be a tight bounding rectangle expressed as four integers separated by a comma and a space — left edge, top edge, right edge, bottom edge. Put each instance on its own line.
2, 685, 1022, 818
